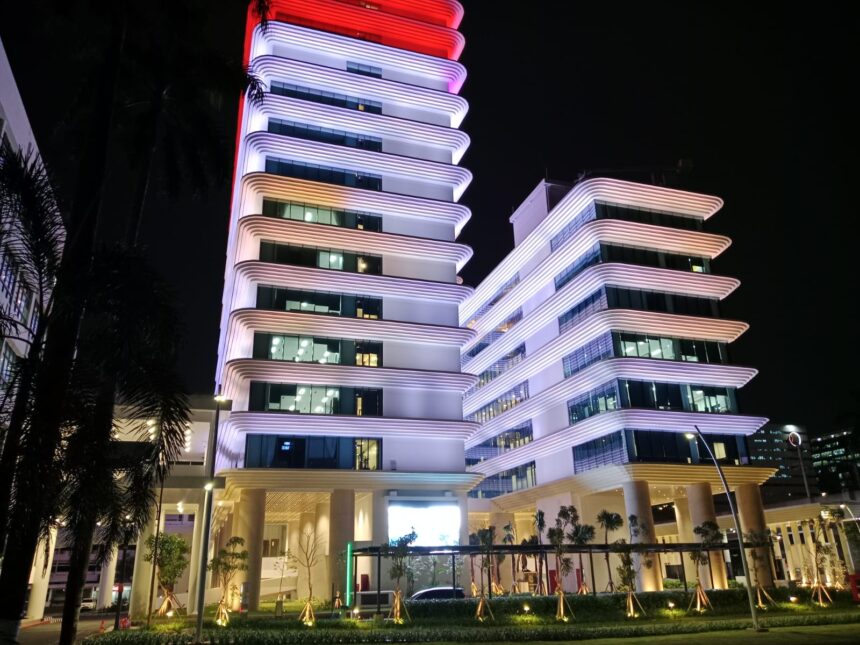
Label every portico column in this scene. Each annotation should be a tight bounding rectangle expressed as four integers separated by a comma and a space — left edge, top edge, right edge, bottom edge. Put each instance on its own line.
186, 505, 206, 615
686, 482, 728, 589
329, 490, 355, 601
735, 483, 774, 588
96, 546, 119, 610
231, 489, 266, 611
315, 501, 331, 602
489, 512, 515, 591
26, 527, 58, 620
622, 481, 662, 592
457, 493, 471, 595
370, 491, 389, 590
129, 511, 161, 619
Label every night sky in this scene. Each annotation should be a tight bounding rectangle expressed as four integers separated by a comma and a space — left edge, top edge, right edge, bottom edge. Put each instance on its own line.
1, 2, 857, 434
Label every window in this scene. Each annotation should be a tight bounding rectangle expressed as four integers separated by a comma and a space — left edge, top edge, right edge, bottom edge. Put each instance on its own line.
465, 422, 533, 464
567, 382, 619, 425
465, 344, 526, 396
562, 333, 613, 377
0, 342, 16, 384
468, 462, 536, 499
595, 201, 704, 231
270, 81, 383, 114
255, 333, 342, 364
554, 244, 601, 290
249, 382, 382, 416
268, 118, 383, 152
262, 198, 382, 232
465, 275, 520, 329
573, 432, 627, 473
355, 341, 382, 367
466, 382, 529, 424
266, 157, 383, 191
245, 434, 382, 470
605, 287, 720, 318
462, 309, 523, 366
713, 442, 727, 460
260, 241, 382, 276
347, 61, 383, 78
558, 289, 608, 334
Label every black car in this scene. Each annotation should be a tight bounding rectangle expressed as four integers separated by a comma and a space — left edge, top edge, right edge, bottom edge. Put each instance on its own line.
409, 587, 465, 600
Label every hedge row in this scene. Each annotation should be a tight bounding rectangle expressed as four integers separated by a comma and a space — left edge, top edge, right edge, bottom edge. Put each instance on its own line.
85, 610, 860, 644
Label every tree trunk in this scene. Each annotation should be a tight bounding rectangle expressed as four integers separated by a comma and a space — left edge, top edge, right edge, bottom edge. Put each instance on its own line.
0, 15, 126, 642
58, 515, 98, 645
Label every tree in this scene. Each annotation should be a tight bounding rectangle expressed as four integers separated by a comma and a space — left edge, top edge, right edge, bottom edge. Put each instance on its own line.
291, 527, 324, 625
547, 506, 578, 622
614, 515, 652, 617
533, 510, 547, 594
55, 249, 189, 644
384, 530, 416, 622
688, 521, 722, 612
596, 510, 623, 592
144, 533, 190, 616
502, 522, 517, 593
567, 518, 595, 594
208, 536, 248, 626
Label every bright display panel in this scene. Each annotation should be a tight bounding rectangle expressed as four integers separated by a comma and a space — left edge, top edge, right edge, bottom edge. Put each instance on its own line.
387, 501, 460, 546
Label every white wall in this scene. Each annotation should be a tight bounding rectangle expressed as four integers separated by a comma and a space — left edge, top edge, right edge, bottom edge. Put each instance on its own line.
383, 255, 455, 283
383, 297, 459, 326
383, 215, 454, 242
382, 437, 464, 472
535, 449, 574, 483
383, 139, 451, 164
383, 340, 460, 372
510, 183, 550, 246
382, 175, 453, 202
383, 387, 462, 421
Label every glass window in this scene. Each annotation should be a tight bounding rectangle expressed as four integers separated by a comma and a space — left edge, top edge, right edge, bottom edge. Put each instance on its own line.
354, 438, 380, 470
355, 341, 382, 367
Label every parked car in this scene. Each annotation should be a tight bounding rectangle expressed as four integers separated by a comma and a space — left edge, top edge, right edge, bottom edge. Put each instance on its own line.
409, 586, 465, 600
80, 599, 96, 611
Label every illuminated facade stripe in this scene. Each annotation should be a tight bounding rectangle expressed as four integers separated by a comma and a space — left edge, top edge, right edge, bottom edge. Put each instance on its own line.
251, 57, 469, 127
467, 409, 768, 475
236, 174, 471, 237
461, 178, 724, 326
462, 264, 740, 375
223, 310, 475, 364
234, 216, 473, 269
248, 94, 471, 162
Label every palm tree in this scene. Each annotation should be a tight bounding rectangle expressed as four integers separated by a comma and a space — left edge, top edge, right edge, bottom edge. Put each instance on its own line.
502, 522, 517, 593
56, 249, 190, 644
567, 519, 596, 594
0, 146, 64, 553
596, 510, 623, 592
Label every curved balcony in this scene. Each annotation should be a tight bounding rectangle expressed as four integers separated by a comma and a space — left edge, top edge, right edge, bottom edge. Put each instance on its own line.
462, 263, 740, 374
243, 131, 472, 201
467, 408, 768, 476
234, 216, 472, 270
251, 56, 469, 127
252, 23, 467, 91
250, 93, 471, 163
462, 178, 725, 325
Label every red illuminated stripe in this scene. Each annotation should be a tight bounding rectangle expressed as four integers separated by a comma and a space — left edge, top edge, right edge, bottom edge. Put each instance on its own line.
327, 0, 464, 29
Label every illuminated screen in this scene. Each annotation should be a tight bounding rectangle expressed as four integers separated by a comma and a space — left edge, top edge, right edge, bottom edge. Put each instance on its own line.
388, 501, 460, 546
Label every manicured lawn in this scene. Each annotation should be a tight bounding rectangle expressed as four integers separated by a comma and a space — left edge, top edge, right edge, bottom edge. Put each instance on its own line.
424, 622, 860, 645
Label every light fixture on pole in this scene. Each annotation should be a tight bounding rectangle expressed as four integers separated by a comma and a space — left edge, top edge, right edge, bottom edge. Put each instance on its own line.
787, 430, 812, 503
689, 426, 764, 632
194, 391, 228, 643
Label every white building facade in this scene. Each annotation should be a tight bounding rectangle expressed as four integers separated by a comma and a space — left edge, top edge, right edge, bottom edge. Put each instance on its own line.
211, 0, 479, 611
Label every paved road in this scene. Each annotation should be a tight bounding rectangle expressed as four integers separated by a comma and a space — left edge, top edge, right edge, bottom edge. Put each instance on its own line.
18, 616, 111, 644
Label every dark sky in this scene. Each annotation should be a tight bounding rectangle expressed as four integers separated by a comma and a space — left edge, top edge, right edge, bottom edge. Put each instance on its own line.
2, 2, 857, 434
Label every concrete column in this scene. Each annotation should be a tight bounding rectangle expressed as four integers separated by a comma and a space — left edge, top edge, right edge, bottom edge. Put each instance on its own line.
329, 490, 355, 600
231, 489, 266, 611
129, 511, 161, 619
186, 507, 206, 615
457, 493, 472, 594
622, 481, 662, 592
315, 501, 331, 602
26, 528, 58, 620
96, 545, 119, 610
686, 482, 728, 589
735, 483, 773, 588
370, 491, 390, 590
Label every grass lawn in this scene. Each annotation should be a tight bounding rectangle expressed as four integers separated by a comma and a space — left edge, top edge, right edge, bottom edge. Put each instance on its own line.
426, 622, 860, 645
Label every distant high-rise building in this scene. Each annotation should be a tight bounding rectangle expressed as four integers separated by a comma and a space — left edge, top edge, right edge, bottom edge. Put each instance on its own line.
747, 423, 817, 503
812, 428, 860, 494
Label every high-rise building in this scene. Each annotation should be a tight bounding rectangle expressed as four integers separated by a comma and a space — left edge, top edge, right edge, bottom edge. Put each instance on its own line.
213, 0, 478, 610
812, 428, 860, 493
460, 178, 775, 592
747, 423, 817, 503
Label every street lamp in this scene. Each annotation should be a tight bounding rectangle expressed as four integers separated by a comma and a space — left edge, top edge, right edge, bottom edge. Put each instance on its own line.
787, 430, 812, 503
689, 425, 764, 632
194, 391, 228, 643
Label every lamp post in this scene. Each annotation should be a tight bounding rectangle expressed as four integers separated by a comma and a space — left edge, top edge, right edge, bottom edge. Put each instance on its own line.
194, 392, 227, 644
787, 430, 812, 503
687, 426, 764, 632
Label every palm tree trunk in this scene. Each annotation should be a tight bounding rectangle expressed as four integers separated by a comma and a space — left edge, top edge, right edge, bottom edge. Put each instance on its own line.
58, 514, 98, 645
0, 14, 126, 641
124, 91, 164, 247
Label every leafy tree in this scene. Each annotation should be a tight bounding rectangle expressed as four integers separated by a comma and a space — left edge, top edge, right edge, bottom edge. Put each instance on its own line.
596, 510, 623, 592
567, 518, 596, 593
533, 510, 547, 594
688, 521, 722, 611
384, 530, 416, 622
143, 532, 190, 616
502, 522, 518, 591
208, 536, 248, 624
